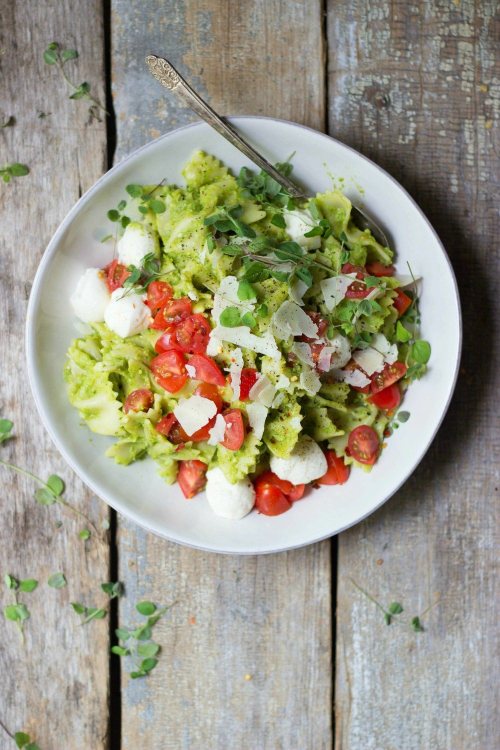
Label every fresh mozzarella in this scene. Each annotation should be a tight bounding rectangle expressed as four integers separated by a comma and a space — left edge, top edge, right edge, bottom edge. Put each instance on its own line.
117, 222, 157, 267
320, 274, 357, 311
352, 347, 385, 376
270, 435, 327, 484
208, 325, 280, 360
246, 402, 268, 440
271, 301, 318, 341
207, 413, 227, 446
283, 208, 321, 249
104, 288, 151, 338
291, 341, 314, 367
70, 268, 110, 323
205, 468, 255, 519
173, 395, 217, 436
249, 374, 276, 407
299, 366, 322, 396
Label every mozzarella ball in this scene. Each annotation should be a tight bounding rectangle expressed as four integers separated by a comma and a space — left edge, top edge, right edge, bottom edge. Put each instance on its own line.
270, 435, 327, 484
205, 468, 255, 520
117, 222, 158, 267
104, 288, 151, 338
70, 268, 110, 323
283, 208, 321, 250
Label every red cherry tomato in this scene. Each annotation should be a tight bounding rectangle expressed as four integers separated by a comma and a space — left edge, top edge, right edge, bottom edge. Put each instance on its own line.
150, 350, 187, 393
156, 413, 183, 440
104, 259, 130, 292
392, 289, 412, 317
369, 383, 401, 410
255, 484, 291, 516
254, 471, 305, 501
155, 413, 215, 444
341, 262, 365, 279
317, 451, 350, 485
123, 388, 154, 414
175, 314, 211, 354
239, 368, 259, 400
370, 362, 407, 395
345, 280, 371, 299
194, 383, 223, 411
150, 297, 192, 330
178, 460, 208, 499
146, 281, 173, 314
220, 409, 246, 451
347, 425, 380, 465
154, 326, 182, 353
302, 311, 328, 342
187, 354, 225, 386
365, 262, 395, 277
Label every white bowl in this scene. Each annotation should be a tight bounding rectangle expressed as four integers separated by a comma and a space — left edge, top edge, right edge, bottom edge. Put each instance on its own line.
26, 117, 461, 555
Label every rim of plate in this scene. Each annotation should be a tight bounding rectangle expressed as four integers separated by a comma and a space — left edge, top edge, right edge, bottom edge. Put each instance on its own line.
25, 116, 462, 555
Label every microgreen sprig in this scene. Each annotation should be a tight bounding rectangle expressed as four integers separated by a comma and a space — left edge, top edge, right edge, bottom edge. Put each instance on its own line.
111, 600, 176, 679
122, 252, 162, 294
0, 163, 29, 184
204, 206, 256, 239
3, 574, 38, 641
237, 158, 295, 207
43, 42, 107, 120
350, 578, 439, 632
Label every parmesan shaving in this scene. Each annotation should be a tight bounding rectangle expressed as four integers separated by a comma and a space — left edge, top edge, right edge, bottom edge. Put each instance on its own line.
271, 301, 318, 341
320, 274, 356, 311
246, 402, 268, 440
249, 374, 276, 407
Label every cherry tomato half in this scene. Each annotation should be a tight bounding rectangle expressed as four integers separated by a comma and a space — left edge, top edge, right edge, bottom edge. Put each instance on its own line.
254, 471, 305, 502
344, 362, 371, 393
302, 311, 328, 342
255, 484, 291, 516
345, 280, 371, 299
105, 259, 130, 292
365, 262, 395, 277
370, 362, 407, 395
347, 425, 380, 465
146, 281, 173, 314
341, 262, 365, 279
187, 354, 225, 386
178, 460, 208, 499
317, 451, 350, 485
239, 368, 259, 400
123, 388, 154, 414
155, 413, 215, 444
154, 326, 182, 353
150, 350, 187, 393
150, 297, 192, 330
369, 383, 401, 411
194, 383, 223, 411
175, 314, 211, 354
220, 409, 246, 451
392, 289, 412, 317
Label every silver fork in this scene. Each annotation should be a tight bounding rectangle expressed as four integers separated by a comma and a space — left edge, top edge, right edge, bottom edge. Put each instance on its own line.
145, 55, 389, 248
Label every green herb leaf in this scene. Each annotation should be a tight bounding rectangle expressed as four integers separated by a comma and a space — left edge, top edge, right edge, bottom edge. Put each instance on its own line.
219, 307, 241, 327
237, 280, 256, 301
34, 488, 57, 506
395, 321, 412, 342
0, 418, 13, 441
107, 209, 120, 222
70, 602, 86, 615
240, 312, 256, 328
206, 235, 216, 251
61, 48, 78, 61
411, 340, 431, 364
19, 579, 38, 593
4, 574, 18, 590
1, 115, 15, 127
149, 199, 166, 214
15, 732, 31, 749
295, 266, 313, 287
4, 603, 30, 622
275, 241, 303, 261
83, 607, 107, 624
384, 612, 392, 626
256, 303, 268, 318
46, 474, 64, 496
303, 226, 323, 238
111, 645, 130, 656
130, 670, 146, 679
134, 625, 152, 641
308, 201, 321, 221
364, 275, 381, 288
79, 528, 91, 541
136, 601, 157, 616
388, 602, 404, 615
115, 627, 131, 641
126, 183, 143, 198
117, 199, 127, 211
396, 411, 410, 423
137, 642, 160, 658
8, 163, 30, 177
270, 270, 290, 282
69, 81, 90, 100
43, 43, 59, 65
141, 657, 158, 673
101, 582, 123, 599
241, 260, 268, 283
271, 213, 286, 228
48, 572, 67, 589
411, 616, 424, 632
220, 244, 243, 257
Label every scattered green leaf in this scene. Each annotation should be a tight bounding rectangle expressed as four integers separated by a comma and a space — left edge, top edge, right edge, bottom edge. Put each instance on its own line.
48, 573, 67, 589
136, 601, 156, 616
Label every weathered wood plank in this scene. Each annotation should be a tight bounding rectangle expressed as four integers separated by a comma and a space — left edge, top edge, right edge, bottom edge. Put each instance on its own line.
111, 2, 332, 748
327, 1, 500, 748
0, 2, 110, 748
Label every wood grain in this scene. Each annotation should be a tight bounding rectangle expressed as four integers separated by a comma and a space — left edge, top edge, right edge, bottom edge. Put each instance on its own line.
111, 1, 332, 748
0, 2, 110, 749
327, 1, 500, 748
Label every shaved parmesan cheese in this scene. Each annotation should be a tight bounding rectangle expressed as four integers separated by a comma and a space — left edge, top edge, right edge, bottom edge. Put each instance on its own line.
318, 346, 335, 372
173, 395, 217, 436
335, 368, 371, 388
283, 208, 321, 250
275, 374, 291, 391
321, 274, 356, 311
371, 333, 398, 364
352, 347, 385, 376
271, 392, 285, 409
228, 347, 244, 400
299, 366, 321, 395
209, 326, 280, 360
249, 374, 276, 407
246, 402, 268, 440
206, 335, 222, 357
289, 277, 309, 306
291, 341, 314, 366
327, 333, 352, 369
187, 290, 198, 301
394, 274, 421, 288
271, 301, 318, 341
185, 364, 197, 378
212, 275, 254, 323
207, 413, 227, 446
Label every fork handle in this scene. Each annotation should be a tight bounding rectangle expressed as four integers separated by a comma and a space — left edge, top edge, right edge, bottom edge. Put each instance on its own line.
145, 55, 305, 199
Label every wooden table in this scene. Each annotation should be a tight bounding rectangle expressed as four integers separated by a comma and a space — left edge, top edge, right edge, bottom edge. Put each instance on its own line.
1, 1, 498, 748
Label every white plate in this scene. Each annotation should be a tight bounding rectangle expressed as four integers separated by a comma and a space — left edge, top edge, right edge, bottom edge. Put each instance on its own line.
25, 117, 461, 555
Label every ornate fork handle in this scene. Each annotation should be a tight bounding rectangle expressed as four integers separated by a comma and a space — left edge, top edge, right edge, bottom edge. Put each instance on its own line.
145, 55, 305, 199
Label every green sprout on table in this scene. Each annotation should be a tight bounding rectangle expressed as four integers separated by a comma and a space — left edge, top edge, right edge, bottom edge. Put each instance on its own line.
0, 720, 41, 750
3, 574, 38, 642
350, 578, 440, 632
43, 42, 107, 120
112, 600, 176, 679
